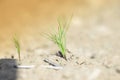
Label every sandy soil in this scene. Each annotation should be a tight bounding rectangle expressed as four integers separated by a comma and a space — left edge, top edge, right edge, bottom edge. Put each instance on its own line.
0, 0, 120, 80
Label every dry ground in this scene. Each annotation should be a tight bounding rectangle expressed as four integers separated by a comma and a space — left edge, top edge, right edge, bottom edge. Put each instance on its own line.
0, 0, 120, 80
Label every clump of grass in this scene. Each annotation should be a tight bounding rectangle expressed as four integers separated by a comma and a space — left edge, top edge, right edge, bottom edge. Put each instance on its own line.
46, 16, 72, 60
13, 35, 21, 61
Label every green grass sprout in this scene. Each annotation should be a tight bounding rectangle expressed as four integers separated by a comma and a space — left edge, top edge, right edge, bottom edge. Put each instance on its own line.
13, 35, 21, 61
46, 16, 72, 60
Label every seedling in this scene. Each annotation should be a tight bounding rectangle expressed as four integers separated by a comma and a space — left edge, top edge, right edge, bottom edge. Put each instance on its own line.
13, 36, 21, 61
46, 16, 72, 60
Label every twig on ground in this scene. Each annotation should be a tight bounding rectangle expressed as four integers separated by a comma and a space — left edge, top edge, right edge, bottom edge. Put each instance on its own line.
15, 65, 35, 69
43, 59, 63, 70
41, 65, 63, 70
44, 59, 61, 67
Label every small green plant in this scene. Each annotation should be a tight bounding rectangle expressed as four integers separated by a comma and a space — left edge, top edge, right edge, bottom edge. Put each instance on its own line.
13, 35, 21, 61
46, 16, 72, 60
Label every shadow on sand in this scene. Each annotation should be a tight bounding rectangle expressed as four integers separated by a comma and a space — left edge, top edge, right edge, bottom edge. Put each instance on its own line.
0, 59, 17, 80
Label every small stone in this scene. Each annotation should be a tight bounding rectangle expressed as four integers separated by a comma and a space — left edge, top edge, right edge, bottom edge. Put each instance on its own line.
90, 55, 95, 59
116, 69, 120, 74
11, 55, 14, 59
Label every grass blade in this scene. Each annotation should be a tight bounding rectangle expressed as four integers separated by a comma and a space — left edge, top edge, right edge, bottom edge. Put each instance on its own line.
13, 36, 21, 61
45, 16, 72, 60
